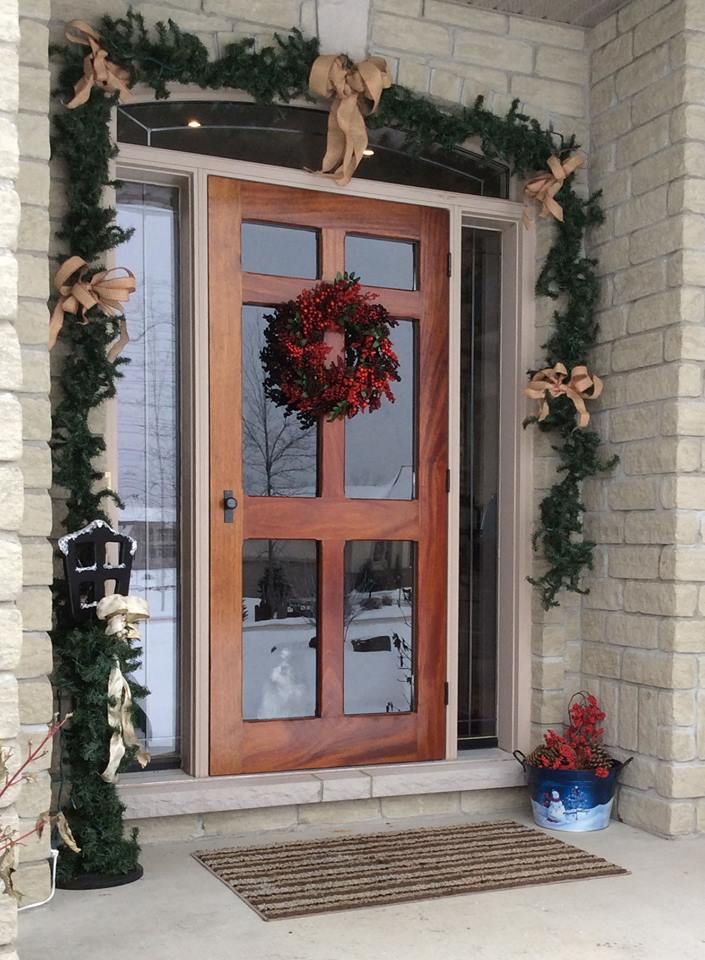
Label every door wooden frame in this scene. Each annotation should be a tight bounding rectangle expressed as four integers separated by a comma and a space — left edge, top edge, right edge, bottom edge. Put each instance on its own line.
208, 177, 449, 774
115, 141, 535, 779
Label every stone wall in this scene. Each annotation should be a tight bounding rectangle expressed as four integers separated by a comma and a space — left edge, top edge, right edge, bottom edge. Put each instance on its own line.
0, 0, 23, 947
583, 0, 705, 836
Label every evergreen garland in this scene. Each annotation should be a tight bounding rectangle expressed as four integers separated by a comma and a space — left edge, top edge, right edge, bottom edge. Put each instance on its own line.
50, 5, 613, 877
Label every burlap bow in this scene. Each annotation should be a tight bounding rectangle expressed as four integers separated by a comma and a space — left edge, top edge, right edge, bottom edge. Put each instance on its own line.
309, 54, 391, 186
96, 595, 151, 783
525, 362, 603, 428
64, 20, 131, 109
524, 153, 584, 223
48, 255, 135, 360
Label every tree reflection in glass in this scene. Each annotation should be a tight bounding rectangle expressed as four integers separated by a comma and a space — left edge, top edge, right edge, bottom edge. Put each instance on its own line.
242, 306, 317, 497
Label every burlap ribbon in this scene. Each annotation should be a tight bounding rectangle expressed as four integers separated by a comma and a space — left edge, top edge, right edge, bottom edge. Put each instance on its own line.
524, 153, 584, 223
525, 362, 603, 428
96, 595, 151, 783
309, 54, 391, 185
64, 20, 131, 109
48, 256, 135, 360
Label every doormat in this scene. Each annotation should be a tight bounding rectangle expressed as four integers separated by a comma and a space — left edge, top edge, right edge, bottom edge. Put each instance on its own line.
193, 818, 627, 920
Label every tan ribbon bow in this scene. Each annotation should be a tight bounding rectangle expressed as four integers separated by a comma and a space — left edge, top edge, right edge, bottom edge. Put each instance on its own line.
524, 153, 584, 223
49, 255, 136, 360
309, 54, 391, 186
525, 362, 603, 428
64, 20, 131, 109
96, 595, 151, 783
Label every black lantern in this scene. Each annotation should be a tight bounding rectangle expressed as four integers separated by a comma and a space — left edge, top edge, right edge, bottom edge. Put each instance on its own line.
58, 520, 137, 623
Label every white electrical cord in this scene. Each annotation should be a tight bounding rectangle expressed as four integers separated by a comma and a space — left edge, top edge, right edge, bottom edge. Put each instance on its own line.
18, 849, 59, 912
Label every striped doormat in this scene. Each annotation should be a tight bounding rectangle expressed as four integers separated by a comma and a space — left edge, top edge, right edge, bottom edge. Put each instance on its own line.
193, 819, 627, 920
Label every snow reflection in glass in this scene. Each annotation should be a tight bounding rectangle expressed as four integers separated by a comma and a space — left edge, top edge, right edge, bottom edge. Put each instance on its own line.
242, 539, 318, 719
344, 541, 415, 715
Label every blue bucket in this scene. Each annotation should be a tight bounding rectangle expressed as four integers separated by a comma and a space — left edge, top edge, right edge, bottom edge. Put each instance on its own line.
514, 754, 626, 832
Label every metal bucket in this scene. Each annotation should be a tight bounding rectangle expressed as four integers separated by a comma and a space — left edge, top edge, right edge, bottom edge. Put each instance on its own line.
514, 753, 626, 832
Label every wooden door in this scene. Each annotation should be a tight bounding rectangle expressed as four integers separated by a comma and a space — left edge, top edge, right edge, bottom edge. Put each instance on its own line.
209, 177, 449, 774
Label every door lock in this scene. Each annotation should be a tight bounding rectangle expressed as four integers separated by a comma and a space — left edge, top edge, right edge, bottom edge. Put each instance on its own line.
223, 489, 238, 523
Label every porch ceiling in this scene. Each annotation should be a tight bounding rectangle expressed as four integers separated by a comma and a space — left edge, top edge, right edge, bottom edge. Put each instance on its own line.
457, 0, 631, 27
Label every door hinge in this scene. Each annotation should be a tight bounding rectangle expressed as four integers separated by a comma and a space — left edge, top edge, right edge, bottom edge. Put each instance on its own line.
446, 468, 451, 493
447, 252, 452, 277
444, 681, 449, 706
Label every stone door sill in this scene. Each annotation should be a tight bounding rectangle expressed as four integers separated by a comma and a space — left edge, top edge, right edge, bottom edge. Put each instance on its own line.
118, 750, 524, 820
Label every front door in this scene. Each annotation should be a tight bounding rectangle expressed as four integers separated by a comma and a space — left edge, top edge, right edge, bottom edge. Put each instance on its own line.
209, 177, 449, 774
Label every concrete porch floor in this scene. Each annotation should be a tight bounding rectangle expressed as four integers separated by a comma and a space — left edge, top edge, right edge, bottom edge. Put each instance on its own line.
20, 813, 705, 960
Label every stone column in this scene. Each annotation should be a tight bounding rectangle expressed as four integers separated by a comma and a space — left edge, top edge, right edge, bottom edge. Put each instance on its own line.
584, 0, 705, 836
0, 0, 24, 948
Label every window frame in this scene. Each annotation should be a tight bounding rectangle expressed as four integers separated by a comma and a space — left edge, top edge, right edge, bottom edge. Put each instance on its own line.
110, 105, 534, 778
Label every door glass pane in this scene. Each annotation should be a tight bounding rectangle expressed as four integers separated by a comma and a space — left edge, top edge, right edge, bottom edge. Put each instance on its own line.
242, 540, 318, 719
345, 235, 417, 290
242, 305, 317, 497
115, 181, 180, 762
458, 227, 501, 747
344, 541, 414, 714
345, 320, 415, 499
241, 222, 319, 279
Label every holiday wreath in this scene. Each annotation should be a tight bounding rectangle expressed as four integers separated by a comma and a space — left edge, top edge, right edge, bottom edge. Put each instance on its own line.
261, 274, 399, 429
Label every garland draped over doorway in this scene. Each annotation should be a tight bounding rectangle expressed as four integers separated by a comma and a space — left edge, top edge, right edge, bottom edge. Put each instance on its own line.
50, 9, 613, 879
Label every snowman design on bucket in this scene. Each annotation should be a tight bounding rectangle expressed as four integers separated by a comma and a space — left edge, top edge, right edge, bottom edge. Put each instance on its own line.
546, 789, 566, 824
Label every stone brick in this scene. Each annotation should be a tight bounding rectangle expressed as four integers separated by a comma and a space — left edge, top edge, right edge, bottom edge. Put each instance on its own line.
670, 102, 705, 143
618, 682, 639, 750
613, 260, 666, 304
624, 580, 698, 616
631, 70, 684, 127
625, 511, 698, 545
591, 31, 633, 83
607, 545, 660, 580
633, 1, 684, 56
18, 206, 49, 255
0, 191, 20, 253
660, 619, 705, 654
616, 42, 670, 101
14, 861, 50, 907
0, 466, 22, 532
658, 689, 696, 726
656, 762, 705, 798
396, 59, 429, 93
628, 287, 704, 334
619, 787, 695, 836
611, 331, 663, 371
381, 792, 460, 818
605, 611, 659, 648
0, 536, 21, 604
0, 608, 21, 673
16, 631, 50, 680
623, 435, 699, 475
127, 815, 203, 843
202, 805, 300, 837
20, 491, 51, 537
618, 0, 673, 33
460, 787, 527, 816
531, 657, 564, 690
639, 686, 659, 754
608, 478, 659, 511
535, 46, 588, 86
584, 512, 624, 543
373, 13, 449, 56
659, 727, 697, 762
0, 895, 16, 948
429, 68, 460, 102
298, 798, 381, 825
590, 14, 616, 51
582, 577, 623, 611
19, 444, 50, 490
16, 586, 50, 633
16, 159, 48, 209
0, 675, 19, 740
19, 19, 47, 68
21, 539, 51, 586
510, 75, 584, 118
665, 326, 705, 363
660, 546, 705, 581
591, 75, 616, 116
662, 476, 705, 509
0, 253, 18, 322
424, 1, 507, 32
582, 642, 622, 678
17, 676, 52, 724
623, 649, 697, 688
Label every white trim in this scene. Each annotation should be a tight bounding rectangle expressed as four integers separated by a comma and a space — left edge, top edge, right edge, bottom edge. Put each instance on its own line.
116, 138, 535, 778
118, 751, 525, 820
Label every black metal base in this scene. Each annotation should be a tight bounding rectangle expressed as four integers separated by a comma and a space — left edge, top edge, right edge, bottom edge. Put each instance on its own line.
57, 863, 143, 890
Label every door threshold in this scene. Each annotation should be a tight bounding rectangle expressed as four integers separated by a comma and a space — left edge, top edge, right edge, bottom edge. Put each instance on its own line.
118, 750, 524, 820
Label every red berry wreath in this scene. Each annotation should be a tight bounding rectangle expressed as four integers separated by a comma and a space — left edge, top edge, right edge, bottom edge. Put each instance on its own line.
261, 274, 400, 429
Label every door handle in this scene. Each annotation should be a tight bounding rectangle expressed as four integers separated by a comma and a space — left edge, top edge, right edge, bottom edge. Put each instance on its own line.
223, 489, 238, 523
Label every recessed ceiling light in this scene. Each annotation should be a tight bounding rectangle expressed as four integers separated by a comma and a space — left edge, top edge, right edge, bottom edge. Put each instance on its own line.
362, 148, 375, 157
187, 119, 201, 128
